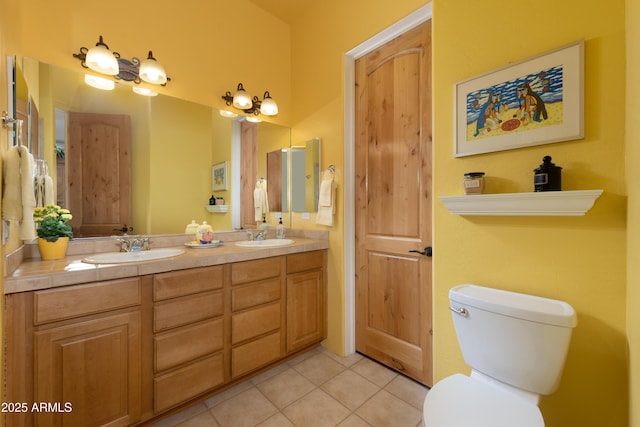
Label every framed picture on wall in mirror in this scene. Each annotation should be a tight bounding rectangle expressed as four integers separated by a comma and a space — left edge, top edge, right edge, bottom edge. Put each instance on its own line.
454, 40, 584, 157
212, 161, 228, 191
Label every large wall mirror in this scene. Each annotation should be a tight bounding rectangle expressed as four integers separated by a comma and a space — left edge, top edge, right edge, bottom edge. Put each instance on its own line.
17, 57, 303, 238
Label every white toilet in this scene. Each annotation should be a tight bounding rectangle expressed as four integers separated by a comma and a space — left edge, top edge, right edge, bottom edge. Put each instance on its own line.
423, 284, 577, 427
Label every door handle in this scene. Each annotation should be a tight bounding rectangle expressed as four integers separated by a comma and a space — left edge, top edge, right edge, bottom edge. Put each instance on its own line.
409, 246, 432, 257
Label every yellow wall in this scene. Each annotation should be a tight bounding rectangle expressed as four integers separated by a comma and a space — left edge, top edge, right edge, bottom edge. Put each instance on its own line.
289, 0, 629, 426
627, 0, 640, 425
2, 0, 637, 426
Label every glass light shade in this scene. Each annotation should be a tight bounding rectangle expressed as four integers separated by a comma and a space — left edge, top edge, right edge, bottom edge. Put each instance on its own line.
85, 44, 119, 75
84, 74, 115, 90
139, 52, 167, 85
260, 96, 278, 116
132, 86, 158, 96
246, 116, 262, 123
219, 110, 238, 118
233, 88, 253, 110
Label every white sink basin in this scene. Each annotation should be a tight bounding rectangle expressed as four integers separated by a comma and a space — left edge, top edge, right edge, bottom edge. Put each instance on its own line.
82, 248, 185, 264
235, 239, 295, 248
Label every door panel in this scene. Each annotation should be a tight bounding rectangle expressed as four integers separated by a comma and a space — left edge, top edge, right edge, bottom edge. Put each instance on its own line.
67, 112, 131, 237
355, 20, 433, 386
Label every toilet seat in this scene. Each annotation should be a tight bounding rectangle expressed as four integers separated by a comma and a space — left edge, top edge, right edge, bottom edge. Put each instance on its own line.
423, 374, 545, 427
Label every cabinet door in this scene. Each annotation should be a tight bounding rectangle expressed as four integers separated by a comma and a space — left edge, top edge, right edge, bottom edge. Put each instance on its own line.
34, 311, 141, 427
286, 270, 325, 352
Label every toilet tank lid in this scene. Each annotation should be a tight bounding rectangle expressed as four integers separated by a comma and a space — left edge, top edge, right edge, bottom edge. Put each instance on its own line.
450, 284, 577, 328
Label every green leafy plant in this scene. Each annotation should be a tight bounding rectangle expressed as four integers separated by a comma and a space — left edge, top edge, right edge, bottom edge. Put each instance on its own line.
33, 204, 73, 242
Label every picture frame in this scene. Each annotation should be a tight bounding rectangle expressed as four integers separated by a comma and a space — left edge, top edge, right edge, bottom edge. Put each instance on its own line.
454, 40, 584, 157
212, 161, 228, 191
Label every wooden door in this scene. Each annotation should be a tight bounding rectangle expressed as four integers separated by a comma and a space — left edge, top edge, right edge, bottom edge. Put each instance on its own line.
67, 112, 132, 237
355, 21, 433, 386
240, 120, 258, 229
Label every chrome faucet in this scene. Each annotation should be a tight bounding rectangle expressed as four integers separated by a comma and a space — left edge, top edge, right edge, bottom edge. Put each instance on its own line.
115, 236, 150, 252
246, 230, 267, 241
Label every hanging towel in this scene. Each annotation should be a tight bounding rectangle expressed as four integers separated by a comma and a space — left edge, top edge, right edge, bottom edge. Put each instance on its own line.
19, 147, 37, 241
2, 146, 23, 221
44, 175, 55, 205
254, 179, 270, 222
316, 170, 336, 226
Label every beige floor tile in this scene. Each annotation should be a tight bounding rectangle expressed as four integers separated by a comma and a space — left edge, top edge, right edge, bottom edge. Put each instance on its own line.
256, 412, 296, 427
356, 390, 423, 427
292, 352, 347, 385
250, 362, 291, 385
282, 388, 351, 427
151, 403, 209, 427
204, 380, 254, 409
350, 358, 398, 388
256, 367, 316, 409
384, 375, 429, 410
322, 349, 364, 368
337, 414, 373, 427
287, 345, 324, 366
210, 388, 278, 427
177, 410, 220, 427
321, 370, 380, 410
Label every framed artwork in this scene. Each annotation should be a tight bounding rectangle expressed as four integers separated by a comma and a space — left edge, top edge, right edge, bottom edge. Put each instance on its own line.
454, 40, 584, 157
212, 161, 228, 191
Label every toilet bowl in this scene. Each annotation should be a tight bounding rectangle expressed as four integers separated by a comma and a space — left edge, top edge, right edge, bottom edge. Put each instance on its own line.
423, 284, 577, 427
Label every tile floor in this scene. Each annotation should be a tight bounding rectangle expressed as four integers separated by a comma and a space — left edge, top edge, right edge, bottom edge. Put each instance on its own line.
151, 346, 429, 427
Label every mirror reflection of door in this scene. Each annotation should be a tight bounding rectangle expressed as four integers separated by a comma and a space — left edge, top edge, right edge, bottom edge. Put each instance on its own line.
66, 112, 132, 237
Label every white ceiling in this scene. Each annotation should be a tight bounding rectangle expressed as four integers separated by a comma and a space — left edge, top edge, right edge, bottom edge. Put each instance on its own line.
248, 0, 314, 24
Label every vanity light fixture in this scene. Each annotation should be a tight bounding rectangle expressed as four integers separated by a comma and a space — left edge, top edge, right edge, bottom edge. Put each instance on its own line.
221, 83, 279, 117
73, 35, 170, 91
219, 110, 238, 118
84, 74, 115, 91
132, 86, 158, 97
246, 116, 262, 123
84, 36, 119, 75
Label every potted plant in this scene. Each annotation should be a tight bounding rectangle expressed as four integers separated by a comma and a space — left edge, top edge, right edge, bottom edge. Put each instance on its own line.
33, 204, 73, 260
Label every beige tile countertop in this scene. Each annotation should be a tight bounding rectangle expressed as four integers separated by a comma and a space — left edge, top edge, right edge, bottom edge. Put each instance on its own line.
4, 230, 329, 294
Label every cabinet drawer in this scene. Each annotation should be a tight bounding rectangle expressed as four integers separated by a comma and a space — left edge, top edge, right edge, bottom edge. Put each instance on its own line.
154, 290, 223, 332
34, 278, 141, 325
154, 266, 224, 301
231, 257, 282, 285
155, 318, 224, 372
286, 251, 324, 275
232, 332, 281, 377
232, 302, 281, 344
232, 278, 281, 311
154, 353, 224, 413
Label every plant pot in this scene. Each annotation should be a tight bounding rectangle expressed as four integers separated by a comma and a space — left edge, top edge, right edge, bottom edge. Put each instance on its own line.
37, 237, 70, 260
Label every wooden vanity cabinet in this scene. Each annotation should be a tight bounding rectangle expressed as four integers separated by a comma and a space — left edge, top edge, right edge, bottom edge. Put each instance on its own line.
286, 251, 327, 353
4, 249, 327, 426
5, 277, 146, 427
152, 265, 226, 413
230, 257, 285, 378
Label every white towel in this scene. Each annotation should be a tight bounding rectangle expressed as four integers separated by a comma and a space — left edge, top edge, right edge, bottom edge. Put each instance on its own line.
316, 174, 336, 227
254, 188, 265, 222
19, 147, 37, 241
2, 146, 23, 221
44, 175, 55, 205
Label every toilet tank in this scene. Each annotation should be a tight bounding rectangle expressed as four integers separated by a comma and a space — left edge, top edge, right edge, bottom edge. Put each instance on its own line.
449, 284, 577, 395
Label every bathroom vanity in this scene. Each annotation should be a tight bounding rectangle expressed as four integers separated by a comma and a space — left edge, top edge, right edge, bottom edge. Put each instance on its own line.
3, 232, 328, 426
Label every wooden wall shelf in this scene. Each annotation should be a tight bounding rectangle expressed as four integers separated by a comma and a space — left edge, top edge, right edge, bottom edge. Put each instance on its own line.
439, 190, 603, 216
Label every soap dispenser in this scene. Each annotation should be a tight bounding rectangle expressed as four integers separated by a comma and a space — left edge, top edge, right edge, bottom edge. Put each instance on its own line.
276, 218, 285, 239
260, 217, 268, 231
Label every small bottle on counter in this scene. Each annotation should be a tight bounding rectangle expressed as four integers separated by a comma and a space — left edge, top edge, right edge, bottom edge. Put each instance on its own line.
276, 218, 285, 239
463, 172, 485, 195
260, 217, 268, 231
